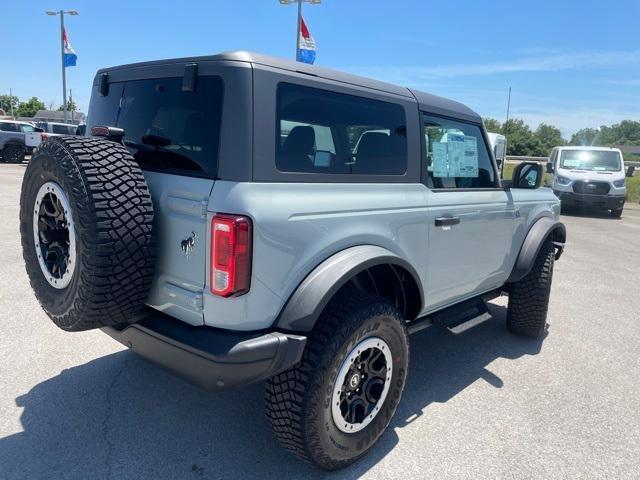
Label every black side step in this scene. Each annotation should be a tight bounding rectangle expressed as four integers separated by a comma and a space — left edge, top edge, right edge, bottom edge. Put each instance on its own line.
430, 298, 492, 335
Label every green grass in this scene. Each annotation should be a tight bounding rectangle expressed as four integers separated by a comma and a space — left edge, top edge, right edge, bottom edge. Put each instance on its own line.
502, 163, 640, 202
627, 175, 640, 202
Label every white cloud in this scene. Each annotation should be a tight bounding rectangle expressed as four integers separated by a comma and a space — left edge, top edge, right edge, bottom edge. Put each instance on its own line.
348, 50, 640, 82
341, 50, 640, 136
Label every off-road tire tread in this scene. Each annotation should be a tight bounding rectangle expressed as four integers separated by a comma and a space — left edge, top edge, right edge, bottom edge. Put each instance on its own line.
4, 144, 25, 163
20, 136, 155, 331
507, 239, 554, 338
265, 287, 407, 470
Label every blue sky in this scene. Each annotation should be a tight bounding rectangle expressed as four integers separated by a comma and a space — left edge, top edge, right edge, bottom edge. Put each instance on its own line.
1, 0, 638, 136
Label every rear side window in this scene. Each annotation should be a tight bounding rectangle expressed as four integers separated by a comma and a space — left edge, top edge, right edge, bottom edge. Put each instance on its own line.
117, 77, 223, 176
276, 83, 407, 175
423, 114, 496, 189
52, 124, 75, 135
0, 123, 17, 132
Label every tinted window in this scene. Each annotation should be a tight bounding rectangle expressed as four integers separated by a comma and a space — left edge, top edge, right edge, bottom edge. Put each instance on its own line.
52, 124, 75, 135
423, 114, 496, 189
117, 77, 223, 175
87, 82, 124, 133
0, 122, 17, 132
276, 83, 407, 175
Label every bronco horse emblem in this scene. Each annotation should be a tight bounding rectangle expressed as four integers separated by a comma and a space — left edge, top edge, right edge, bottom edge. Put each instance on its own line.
181, 231, 197, 258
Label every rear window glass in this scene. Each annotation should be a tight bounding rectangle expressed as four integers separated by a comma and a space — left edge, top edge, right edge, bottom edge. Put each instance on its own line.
276, 83, 407, 175
117, 77, 223, 176
87, 83, 124, 133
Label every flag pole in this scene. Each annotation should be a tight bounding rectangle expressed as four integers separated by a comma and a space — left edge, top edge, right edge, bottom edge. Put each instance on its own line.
295, 0, 302, 61
60, 10, 68, 123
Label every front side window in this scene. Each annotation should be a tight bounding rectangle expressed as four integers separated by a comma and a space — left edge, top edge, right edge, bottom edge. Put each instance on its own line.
423, 114, 496, 189
276, 83, 407, 175
116, 76, 223, 176
560, 150, 622, 172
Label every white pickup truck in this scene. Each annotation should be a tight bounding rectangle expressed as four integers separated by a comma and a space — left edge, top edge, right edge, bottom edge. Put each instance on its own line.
0, 120, 43, 163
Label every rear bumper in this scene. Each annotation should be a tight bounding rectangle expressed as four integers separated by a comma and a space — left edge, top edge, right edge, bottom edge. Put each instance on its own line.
102, 312, 307, 391
554, 191, 625, 209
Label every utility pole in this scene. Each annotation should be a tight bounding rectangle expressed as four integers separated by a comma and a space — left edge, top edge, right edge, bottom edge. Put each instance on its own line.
46, 10, 78, 123
9, 87, 14, 119
278, 0, 320, 61
505, 86, 512, 125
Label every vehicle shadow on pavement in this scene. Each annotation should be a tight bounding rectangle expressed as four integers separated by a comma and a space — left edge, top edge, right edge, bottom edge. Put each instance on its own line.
0, 304, 542, 480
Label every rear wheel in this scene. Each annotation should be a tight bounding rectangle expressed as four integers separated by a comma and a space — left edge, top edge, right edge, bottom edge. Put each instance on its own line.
507, 239, 555, 338
265, 288, 409, 470
3, 144, 25, 163
610, 208, 623, 218
20, 136, 156, 331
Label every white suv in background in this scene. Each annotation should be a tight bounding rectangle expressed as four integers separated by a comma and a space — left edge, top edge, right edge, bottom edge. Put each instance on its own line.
548, 146, 627, 217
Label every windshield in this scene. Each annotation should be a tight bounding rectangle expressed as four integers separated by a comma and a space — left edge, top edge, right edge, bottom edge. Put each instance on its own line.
560, 150, 622, 171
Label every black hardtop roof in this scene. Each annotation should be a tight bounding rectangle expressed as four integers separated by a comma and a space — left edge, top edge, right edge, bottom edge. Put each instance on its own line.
95, 51, 481, 123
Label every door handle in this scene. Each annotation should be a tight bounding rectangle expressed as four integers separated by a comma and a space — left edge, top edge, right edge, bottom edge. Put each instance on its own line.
434, 216, 460, 227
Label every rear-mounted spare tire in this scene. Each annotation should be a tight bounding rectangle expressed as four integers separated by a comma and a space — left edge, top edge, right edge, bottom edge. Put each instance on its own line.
20, 136, 155, 332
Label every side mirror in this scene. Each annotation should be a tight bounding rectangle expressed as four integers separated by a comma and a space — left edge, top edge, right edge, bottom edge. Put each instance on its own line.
546, 162, 554, 174
626, 165, 635, 178
512, 162, 543, 189
34, 127, 44, 133
313, 150, 332, 168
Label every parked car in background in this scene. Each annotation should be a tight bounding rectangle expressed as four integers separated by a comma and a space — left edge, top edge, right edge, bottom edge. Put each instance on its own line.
548, 146, 627, 217
34, 121, 79, 136
487, 132, 507, 177
0, 120, 43, 163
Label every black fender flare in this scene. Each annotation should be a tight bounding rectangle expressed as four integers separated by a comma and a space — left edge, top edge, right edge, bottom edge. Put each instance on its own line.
507, 216, 566, 283
275, 245, 423, 332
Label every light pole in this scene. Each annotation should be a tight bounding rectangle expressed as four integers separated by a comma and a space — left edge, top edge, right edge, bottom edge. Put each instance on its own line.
46, 10, 78, 123
278, 0, 320, 61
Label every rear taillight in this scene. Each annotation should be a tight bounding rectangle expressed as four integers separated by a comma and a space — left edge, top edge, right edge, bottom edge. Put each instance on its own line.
211, 214, 252, 297
40, 133, 48, 142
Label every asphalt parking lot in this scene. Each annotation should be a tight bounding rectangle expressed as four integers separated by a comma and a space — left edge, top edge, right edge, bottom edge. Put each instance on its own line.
1, 162, 638, 480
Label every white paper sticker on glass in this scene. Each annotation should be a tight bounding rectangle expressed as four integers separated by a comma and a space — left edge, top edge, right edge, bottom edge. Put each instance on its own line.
432, 142, 448, 178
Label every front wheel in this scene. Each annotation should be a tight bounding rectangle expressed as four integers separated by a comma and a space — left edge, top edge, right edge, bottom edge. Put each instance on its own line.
265, 288, 409, 470
507, 239, 555, 338
610, 208, 623, 218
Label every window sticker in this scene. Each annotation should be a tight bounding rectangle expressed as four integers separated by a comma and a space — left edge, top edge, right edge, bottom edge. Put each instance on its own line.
459, 135, 479, 177
432, 142, 448, 178
431, 134, 480, 178
447, 134, 465, 177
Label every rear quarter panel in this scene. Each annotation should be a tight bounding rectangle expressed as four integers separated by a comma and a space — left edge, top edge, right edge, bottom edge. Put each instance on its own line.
204, 182, 429, 331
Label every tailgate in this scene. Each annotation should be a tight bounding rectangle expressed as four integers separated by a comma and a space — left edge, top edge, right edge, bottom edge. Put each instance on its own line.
143, 171, 214, 326
24, 132, 41, 148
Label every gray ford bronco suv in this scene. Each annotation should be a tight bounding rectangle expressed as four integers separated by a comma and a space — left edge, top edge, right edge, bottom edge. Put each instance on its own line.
20, 51, 565, 470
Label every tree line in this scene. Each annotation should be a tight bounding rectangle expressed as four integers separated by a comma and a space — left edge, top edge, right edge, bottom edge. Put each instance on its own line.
483, 117, 640, 160
0, 94, 78, 118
